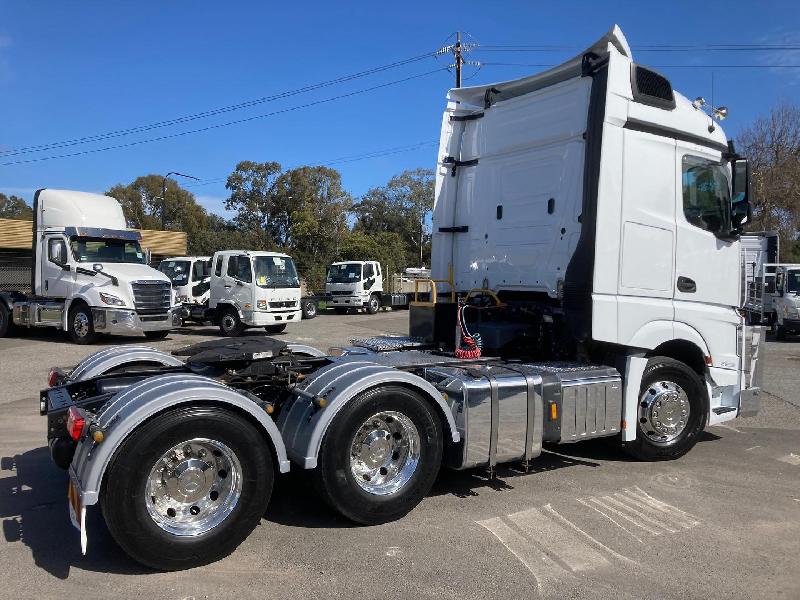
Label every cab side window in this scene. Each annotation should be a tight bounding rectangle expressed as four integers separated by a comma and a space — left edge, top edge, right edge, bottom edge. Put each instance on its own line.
214, 256, 223, 277
364, 263, 374, 279
681, 155, 731, 234
226, 255, 238, 278
47, 238, 67, 265
237, 256, 252, 283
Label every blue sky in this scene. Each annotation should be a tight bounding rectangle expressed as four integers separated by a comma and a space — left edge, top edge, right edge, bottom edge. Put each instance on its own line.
1, 1, 798, 217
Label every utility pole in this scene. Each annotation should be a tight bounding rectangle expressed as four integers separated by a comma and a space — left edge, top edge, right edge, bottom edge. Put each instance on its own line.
454, 31, 464, 88
160, 171, 200, 229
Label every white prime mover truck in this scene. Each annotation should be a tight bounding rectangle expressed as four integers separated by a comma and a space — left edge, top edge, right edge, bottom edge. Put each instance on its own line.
41, 26, 762, 571
0, 189, 178, 344
158, 256, 212, 324
206, 249, 302, 336
326, 260, 384, 314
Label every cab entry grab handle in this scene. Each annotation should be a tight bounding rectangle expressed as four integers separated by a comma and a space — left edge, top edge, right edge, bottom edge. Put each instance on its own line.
677, 276, 696, 293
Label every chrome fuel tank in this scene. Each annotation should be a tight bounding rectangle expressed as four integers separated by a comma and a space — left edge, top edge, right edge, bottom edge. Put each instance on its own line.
425, 362, 621, 470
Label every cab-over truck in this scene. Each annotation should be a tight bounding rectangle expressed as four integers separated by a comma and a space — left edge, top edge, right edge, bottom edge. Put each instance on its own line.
41, 26, 763, 571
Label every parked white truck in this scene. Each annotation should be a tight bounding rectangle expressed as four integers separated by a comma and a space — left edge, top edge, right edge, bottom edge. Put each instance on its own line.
207, 250, 302, 335
325, 260, 384, 314
41, 26, 763, 571
0, 189, 178, 344
158, 256, 212, 324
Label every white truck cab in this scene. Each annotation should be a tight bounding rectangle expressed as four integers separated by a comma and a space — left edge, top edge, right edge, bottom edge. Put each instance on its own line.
771, 265, 800, 339
0, 189, 178, 344
208, 250, 302, 335
326, 260, 384, 314
159, 256, 212, 323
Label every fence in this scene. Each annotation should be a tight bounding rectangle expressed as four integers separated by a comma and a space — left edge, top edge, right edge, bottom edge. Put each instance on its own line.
0, 253, 32, 294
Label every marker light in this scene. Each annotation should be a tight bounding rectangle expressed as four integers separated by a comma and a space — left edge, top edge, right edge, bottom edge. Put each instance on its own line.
47, 368, 61, 387
66, 406, 86, 441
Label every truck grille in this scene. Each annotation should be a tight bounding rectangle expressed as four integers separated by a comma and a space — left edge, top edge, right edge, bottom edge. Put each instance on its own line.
330, 291, 351, 296
269, 300, 298, 309
131, 280, 171, 315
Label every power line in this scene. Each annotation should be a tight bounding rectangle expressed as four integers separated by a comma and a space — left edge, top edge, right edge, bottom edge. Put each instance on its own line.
481, 61, 800, 69
185, 141, 440, 189
0, 50, 439, 158
479, 44, 800, 52
0, 68, 447, 167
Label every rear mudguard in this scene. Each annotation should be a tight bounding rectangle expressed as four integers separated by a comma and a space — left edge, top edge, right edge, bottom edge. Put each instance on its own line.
68, 346, 184, 382
277, 359, 461, 469
70, 374, 290, 506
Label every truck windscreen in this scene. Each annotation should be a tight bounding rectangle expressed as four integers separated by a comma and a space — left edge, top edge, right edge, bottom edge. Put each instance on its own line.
327, 263, 362, 283
254, 256, 300, 288
159, 260, 191, 284
70, 237, 146, 264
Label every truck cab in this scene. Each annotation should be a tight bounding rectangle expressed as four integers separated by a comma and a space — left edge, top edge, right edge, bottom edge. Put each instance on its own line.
208, 250, 302, 335
772, 265, 800, 339
159, 256, 212, 323
0, 189, 178, 344
325, 260, 383, 314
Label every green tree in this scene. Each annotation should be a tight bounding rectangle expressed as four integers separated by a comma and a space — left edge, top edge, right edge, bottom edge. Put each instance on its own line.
354, 168, 434, 267
224, 160, 284, 248
737, 101, 800, 259
0, 193, 33, 220
339, 230, 407, 291
106, 175, 209, 243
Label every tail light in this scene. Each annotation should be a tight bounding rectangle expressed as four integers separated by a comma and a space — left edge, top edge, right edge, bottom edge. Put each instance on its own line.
66, 406, 86, 441
47, 368, 62, 387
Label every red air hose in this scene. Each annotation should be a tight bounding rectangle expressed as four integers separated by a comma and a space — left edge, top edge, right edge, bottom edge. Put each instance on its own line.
455, 304, 482, 359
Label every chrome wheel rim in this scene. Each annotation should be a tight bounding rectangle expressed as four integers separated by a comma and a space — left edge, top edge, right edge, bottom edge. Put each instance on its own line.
221, 314, 237, 331
350, 411, 420, 496
73, 312, 90, 337
145, 438, 242, 536
639, 381, 690, 444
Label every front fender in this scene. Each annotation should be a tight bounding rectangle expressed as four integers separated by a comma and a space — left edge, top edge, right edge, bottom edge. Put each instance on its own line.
69, 345, 184, 382
277, 360, 461, 469
71, 374, 289, 506
627, 320, 711, 357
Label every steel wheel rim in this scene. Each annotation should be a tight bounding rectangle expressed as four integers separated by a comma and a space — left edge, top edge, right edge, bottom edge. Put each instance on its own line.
73, 312, 89, 337
305, 302, 316, 317
221, 314, 236, 331
369, 297, 379, 311
145, 438, 242, 536
350, 410, 420, 496
639, 381, 690, 444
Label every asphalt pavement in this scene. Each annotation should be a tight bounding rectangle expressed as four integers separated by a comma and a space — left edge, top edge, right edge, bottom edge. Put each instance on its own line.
0, 310, 798, 600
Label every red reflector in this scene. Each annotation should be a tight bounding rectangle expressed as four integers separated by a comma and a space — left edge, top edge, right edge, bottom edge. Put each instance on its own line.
67, 406, 86, 441
47, 369, 60, 387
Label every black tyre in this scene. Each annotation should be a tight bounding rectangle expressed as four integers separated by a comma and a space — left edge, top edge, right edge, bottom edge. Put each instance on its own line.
219, 307, 244, 337
334, 307, 348, 315
0, 302, 10, 337
101, 406, 274, 571
314, 385, 443, 525
68, 302, 98, 344
301, 299, 317, 319
366, 294, 381, 315
776, 324, 787, 341
624, 356, 707, 461
264, 324, 287, 334
144, 330, 169, 340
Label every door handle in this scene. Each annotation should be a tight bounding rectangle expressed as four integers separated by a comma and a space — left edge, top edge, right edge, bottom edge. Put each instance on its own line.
677, 276, 696, 293
224, 284, 231, 289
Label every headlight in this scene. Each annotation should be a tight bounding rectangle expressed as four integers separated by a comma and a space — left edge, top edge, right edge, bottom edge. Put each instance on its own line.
257, 300, 267, 309
176, 295, 190, 303
99, 292, 125, 306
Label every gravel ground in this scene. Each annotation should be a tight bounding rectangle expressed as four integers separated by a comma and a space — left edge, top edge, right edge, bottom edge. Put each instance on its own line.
0, 311, 798, 600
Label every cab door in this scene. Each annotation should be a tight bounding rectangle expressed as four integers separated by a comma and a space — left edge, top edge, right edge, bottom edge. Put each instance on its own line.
673, 145, 741, 368
41, 234, 74, 299
229, 255, 253, 311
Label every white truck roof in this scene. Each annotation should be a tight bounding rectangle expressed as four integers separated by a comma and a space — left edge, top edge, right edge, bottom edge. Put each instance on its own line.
330, 260, 376, 265
214, 250, 291, 258
36, 188, 127, 231
162, 256, 211, 261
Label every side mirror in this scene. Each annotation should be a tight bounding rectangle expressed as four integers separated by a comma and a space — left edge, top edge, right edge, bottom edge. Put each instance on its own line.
731, 159, 752, 230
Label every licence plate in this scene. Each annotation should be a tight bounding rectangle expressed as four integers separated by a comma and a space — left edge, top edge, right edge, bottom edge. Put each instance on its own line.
67, 479, 88, 554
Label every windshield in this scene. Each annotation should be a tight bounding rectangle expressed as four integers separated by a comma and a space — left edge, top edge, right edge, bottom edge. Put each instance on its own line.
327, 263, 362, 284
253, 256, 299, 289
159, 260, 191, 284
70, 237, 146, 264
787, 271, 800, 294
